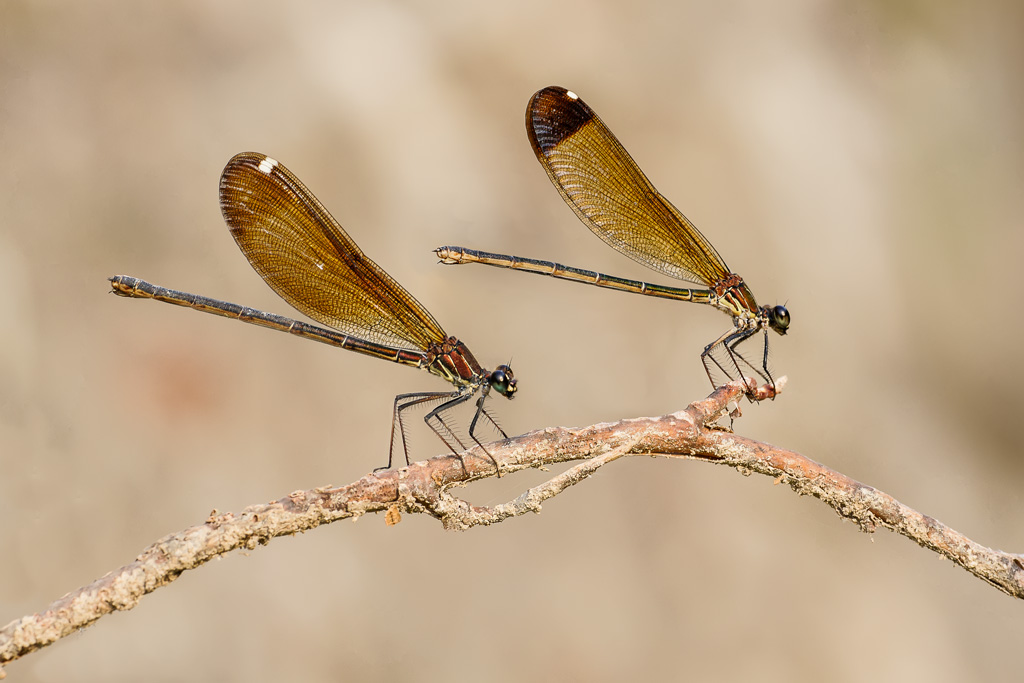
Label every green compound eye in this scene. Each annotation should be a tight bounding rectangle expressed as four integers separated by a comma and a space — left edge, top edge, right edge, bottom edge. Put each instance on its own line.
489, 365, 517, 397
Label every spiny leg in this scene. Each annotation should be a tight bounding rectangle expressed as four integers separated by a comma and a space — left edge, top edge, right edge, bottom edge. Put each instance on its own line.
423, 390, 476, 460
731, 327, 778, 394
477, 407, 508, 440
702, 328, 765, 398
383, 391, 464, 471
725, 329, 774, 392
468, 385, 509, 440
702, 345, 735, 388
760, 328, 776, 393
466, 386, 505, 476
701, 327, 744, 390
424, 390, 504, 475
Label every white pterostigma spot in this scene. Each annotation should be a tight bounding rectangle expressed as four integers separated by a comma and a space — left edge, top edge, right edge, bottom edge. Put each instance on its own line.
566, 90, 579, 100
258, 157, 278, 175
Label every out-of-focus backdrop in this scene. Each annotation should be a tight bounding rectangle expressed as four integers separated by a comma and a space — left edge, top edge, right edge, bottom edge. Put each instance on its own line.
3, 1, 1023, 680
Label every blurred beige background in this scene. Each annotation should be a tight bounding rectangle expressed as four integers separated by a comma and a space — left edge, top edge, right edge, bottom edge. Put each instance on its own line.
3, 0, 1023, 680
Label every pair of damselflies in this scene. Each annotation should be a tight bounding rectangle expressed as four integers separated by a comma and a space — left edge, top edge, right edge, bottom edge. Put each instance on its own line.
110, 87, 788, 471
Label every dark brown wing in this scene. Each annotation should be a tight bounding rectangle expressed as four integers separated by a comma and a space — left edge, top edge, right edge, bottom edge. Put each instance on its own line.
528, 86, 731, 287
219, 152, 447, 351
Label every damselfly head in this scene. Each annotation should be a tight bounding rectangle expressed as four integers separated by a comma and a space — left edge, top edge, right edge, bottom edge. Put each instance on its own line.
489, 365, 517, 399
768, 305, 790, 335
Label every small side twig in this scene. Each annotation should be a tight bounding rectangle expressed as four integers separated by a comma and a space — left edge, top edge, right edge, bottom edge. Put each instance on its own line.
1, 378, 1021, 675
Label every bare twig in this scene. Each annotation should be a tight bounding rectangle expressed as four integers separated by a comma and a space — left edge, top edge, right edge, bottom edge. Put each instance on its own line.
1, 378, 1021, 675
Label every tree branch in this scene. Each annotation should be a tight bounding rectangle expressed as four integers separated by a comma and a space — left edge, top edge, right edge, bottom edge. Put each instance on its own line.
2, 378, 1021, 675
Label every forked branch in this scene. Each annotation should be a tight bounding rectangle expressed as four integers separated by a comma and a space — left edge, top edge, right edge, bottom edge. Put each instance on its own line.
2, 378, 1021, 675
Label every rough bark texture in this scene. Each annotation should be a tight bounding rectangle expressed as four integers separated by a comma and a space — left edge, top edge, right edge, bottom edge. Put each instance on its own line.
2, 378, 1021, 676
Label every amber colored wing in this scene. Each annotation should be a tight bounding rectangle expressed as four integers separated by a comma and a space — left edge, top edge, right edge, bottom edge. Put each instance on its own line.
219, 152, 447, 351
528, 86, 731, 287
